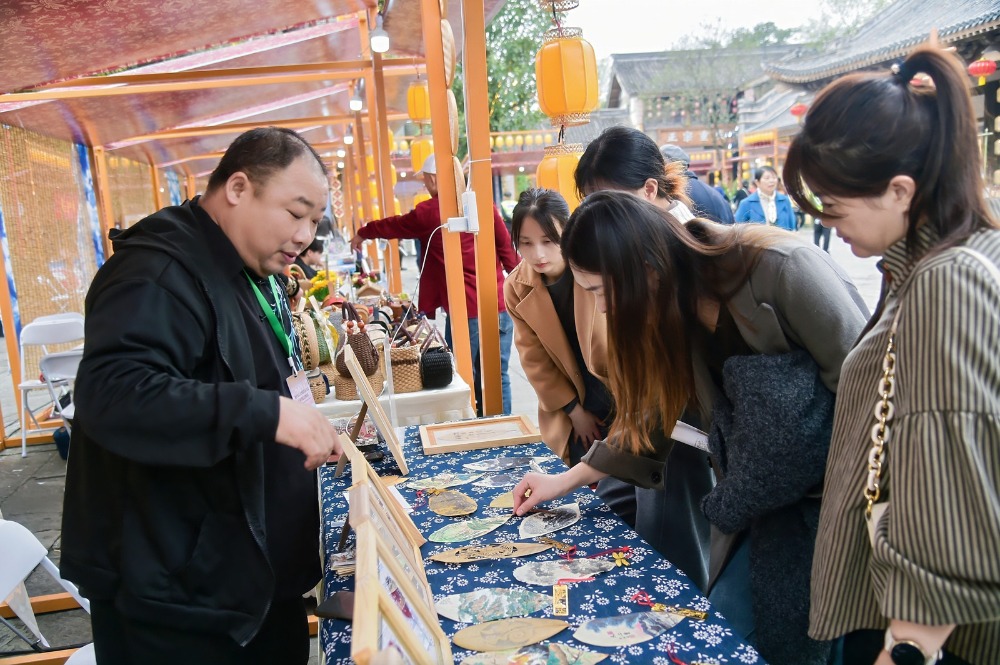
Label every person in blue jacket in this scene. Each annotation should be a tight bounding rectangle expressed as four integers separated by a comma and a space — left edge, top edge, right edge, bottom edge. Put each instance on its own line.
735, 166, 796, 230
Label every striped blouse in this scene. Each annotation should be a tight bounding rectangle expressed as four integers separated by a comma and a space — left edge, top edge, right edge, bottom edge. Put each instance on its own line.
810, 224, 1000, 663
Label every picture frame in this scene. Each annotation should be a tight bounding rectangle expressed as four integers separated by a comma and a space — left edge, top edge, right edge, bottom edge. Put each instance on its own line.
419, 414, 540, 455
348, 482, 431, 606
343, 345, 409, 475
352, 521, 451, 665
351, 450, 427, 549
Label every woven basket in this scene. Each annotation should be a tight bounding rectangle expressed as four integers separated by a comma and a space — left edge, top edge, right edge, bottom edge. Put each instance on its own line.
292, 311, 321, 371
307, 370, 330, 404
333, 366, 385, 401
389, 344, 422, 393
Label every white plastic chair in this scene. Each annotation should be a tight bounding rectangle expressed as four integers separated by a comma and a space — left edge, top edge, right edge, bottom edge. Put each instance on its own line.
0, 519, 91, 652
39, 349, 83, 435
18, 315, 85, 457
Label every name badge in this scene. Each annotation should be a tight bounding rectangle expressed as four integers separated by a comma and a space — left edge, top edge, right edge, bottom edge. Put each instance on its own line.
286, 370, 314, 406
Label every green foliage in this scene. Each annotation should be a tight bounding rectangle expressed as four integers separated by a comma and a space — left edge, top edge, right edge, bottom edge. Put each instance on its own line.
800, 0, 891, 45
679, 20, 795, 49
451, 0, 551, 158
485, 0, 550, 131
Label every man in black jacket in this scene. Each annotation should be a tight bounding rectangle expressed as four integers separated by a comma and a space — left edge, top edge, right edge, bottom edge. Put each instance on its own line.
659, 144, 735, 224
61, 127, 342, 665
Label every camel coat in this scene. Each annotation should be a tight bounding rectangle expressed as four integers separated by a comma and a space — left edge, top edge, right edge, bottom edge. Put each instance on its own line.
503, 261, 608, 463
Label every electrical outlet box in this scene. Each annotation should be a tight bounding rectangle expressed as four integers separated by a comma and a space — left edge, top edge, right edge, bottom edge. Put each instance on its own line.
461, 191, 479, 233
447, 216, 469, 232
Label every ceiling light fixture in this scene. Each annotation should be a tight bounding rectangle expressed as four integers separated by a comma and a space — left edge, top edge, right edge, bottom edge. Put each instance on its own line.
370, 14, 390, 54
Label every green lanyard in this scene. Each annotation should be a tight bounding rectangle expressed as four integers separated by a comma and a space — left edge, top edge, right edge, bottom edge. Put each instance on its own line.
244, 272, 296, 369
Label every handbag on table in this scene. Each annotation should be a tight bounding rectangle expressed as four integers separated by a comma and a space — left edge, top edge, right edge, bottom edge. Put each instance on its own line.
335, 302, 379, 377
389, 327, 422, 394
419, 325, 454, 389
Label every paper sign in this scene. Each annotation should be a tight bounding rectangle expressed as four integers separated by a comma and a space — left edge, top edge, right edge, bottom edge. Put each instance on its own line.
428, 515, 510, 543
518, 503, 580, 539
452, 617, 569, 652
429, 490, 478, 517
573, 611, 682, 647
513, 559, 616, 586
435, 587, 549, 623
459, 643, 607, 665
429, 542, 552, 564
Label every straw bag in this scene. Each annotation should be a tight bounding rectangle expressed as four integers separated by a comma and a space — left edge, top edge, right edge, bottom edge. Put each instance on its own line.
419, 326, 453, 389
307, 369, 330, 404
291, 311, 320, 371
332, 366, 385, 401
389, 328, 422, 393
335, 303, 379, 377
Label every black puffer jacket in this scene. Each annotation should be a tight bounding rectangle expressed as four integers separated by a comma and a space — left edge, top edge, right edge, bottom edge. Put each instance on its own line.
61, 201, 284, 645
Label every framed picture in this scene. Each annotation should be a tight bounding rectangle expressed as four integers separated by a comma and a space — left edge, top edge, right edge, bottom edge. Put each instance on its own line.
348, 482, 431, 606
343, 346, 409, 475
419, 414, 540, 455
352, 521, 451, 665
351, 451, 426, 549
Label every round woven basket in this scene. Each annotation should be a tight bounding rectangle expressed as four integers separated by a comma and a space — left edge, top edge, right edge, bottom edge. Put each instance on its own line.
292, 312, 321, 371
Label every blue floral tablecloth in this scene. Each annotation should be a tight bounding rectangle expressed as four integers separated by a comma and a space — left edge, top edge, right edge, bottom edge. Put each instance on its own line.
319, 426, 763, 665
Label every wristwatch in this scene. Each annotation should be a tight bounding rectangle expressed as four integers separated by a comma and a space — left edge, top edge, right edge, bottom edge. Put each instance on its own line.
884, 628, 942, 665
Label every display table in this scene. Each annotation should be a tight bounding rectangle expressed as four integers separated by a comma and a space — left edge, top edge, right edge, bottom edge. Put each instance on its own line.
315, 374, 476, 425
318, 427, 764, 664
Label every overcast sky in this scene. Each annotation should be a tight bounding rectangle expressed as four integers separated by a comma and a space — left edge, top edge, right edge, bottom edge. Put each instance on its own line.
570, 0, 827, 60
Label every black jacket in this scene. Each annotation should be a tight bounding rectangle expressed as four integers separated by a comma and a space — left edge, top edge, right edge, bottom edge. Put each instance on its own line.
686, 171, 735, 224
61, 201, 293, 645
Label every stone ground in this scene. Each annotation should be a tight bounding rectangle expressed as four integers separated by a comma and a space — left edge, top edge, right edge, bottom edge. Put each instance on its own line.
0, 226, 880, 659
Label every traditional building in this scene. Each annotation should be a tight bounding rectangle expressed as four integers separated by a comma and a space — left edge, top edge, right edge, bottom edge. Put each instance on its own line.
741, 0, 1000, 188
604, 46, 798, 181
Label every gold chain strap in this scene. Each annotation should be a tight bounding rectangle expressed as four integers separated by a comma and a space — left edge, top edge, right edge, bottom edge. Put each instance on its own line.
864, 332, 896, 517
864, 302, 905, 519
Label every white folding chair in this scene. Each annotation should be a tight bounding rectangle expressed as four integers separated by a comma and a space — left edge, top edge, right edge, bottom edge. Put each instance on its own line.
39, 349, 83, 435
18, 315, 85, 457
0, 519, 91, 652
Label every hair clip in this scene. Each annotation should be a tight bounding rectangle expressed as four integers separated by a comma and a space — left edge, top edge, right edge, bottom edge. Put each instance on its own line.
890, 63, 900, 75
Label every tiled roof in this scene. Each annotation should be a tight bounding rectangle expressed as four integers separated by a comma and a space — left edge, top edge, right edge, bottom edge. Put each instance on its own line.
765, 0, 1000, 83
563, 107, 633, 145
608, 45, 802, 98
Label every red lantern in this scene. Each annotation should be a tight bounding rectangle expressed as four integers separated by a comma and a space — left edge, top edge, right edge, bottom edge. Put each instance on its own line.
790, 103, 808, 118
969, 59, 997, 86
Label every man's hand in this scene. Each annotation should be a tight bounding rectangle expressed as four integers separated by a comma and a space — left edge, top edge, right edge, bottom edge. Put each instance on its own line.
567, 405, 603, 450
350, 235, 365, 253
275, 397, 340, 470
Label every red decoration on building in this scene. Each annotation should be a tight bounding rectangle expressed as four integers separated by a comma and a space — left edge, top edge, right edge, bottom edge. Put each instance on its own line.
968, 59, 996, 86
790, 103, 808, 118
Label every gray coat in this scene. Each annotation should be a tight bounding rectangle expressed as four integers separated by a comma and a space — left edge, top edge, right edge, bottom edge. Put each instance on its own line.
582, 240, 869, 493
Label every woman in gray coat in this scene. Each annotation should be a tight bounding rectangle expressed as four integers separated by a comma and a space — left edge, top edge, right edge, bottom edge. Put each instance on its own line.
514, 191, 869, 663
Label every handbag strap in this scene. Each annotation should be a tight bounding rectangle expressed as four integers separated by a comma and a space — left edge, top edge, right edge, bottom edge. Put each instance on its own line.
864, 246, 1000, 519
342, 301, 360, 321
420, 325, 447, 353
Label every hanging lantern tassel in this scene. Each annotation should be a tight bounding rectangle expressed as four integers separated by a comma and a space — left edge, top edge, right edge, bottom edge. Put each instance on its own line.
969, 58, 997, 86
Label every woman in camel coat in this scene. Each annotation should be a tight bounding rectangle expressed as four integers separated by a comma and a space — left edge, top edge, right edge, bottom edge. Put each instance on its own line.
503, 188, 635, 525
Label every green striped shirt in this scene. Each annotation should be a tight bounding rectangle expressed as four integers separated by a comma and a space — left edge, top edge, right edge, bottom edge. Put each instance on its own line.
810, 224, 1000, 663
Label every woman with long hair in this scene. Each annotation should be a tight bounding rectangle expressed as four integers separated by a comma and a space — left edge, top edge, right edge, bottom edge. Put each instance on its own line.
513, 191, 869, 662
503, 188, 635, 525
564, 126, 715, 593
784, 46, 1000, 665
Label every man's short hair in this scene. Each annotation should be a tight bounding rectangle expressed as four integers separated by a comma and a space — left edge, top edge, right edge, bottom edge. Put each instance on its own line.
206, 127, 327, 194
301, 237, 324, 256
